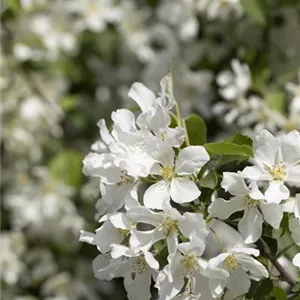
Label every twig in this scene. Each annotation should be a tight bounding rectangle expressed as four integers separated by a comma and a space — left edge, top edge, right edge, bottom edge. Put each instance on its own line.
259, 238, 297, 285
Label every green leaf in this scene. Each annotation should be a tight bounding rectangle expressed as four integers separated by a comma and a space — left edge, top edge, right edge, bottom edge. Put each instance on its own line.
199, 170, 218, 189
185, 114, 207, 145
49, 150, 83, 187
5, 0, 22, 13
218, 154, 249, 166
227, 133, 253, 147
241, 0, 268, 26
170, 113, 178, 128
204, 142, 253, 157
268, 286, 287, 300
246, 278, 273, 300
265, 90, 286, 114
60, 96, 78, 112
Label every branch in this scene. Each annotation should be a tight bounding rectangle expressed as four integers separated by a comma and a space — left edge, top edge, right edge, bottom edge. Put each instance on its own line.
259, 239, 297, 285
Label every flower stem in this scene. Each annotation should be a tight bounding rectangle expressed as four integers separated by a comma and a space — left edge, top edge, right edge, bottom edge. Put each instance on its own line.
259, 239, 297, 285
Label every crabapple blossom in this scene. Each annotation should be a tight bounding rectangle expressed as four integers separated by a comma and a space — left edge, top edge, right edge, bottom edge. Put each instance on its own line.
209, 172, 284, 243
241, 130, 300, 203
80, 76, 300, 300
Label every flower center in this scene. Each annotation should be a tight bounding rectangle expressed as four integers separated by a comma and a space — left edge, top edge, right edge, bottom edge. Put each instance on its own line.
133, 257, 148, 274
117, 228, 130, 237
119, 170, 134, 185
268, 163, 287, 181
86, 2, 100, 14
159, 165, 174, 181
220, 0, 230, 6
245, 195, 260, 208
225, 255, 238, 270
160, 216, 178, 237
181, 254, 199, 274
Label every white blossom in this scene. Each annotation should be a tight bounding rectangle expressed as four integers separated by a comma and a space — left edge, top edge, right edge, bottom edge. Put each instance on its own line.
241, 130, 300, 203
209, 172, 283, 243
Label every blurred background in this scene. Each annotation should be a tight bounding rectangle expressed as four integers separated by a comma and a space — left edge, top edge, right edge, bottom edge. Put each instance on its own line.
1, 0, 300, 299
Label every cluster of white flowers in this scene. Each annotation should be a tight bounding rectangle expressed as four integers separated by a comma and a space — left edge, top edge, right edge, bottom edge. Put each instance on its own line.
214, 60, 300, 135
2, 0, 300, 299
80, 78, 300, 300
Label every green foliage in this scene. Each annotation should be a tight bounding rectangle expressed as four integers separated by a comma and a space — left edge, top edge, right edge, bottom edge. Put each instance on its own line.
204, 133, 253, 160
268, 286, 287, 300
227, 133, 253, 147
4, 0, 21, 13
204, 142, 253, 157
185, 114, 207, 145
241, 0, 268, 26
199, 170, 218, 189
49, 150, 83, 187
246, 278, 273, 300
265, 90, 286, 114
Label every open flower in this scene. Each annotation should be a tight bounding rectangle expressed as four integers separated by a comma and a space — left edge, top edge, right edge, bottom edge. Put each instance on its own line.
155, 241, 227, 300
144, 139, 210, 209
241, 130, 300, 203
92, 247, 159, 300
209, 172, 283, 243
207, 246, 268, 299
128, 203, 208, 255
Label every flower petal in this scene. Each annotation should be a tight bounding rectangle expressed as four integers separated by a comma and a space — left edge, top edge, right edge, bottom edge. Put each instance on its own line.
226, 267, 251, 296
128, 82, 156, 113
293, 253, 300, 268
95, 221, 124, 253
235, 253, 268, 279
144, 181, 170, 210
170, 177, 200, 204
265, 181, 290, 204
221, 172, 249, 196
208, 196, 245, 220
260, 202, 283, 229
238, 207, 263, 243
175, 146, 210, 175
254, 130, 278, 166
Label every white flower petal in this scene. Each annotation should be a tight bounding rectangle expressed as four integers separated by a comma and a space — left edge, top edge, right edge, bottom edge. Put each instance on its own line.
265, 181, 290, 204
292, 253, 300, 268
208, 196, 245, 220
109, 212, 131, 230
260, 202, 283, 229
238, 208, 263, 243
240, 166, 267, 181
128, 82, 156, 113
295, 194, 300, 219
175, 146, 210, 175
235, 254, 268, 279
180, 212, 209, 240
287, 165, 300, 187
130, 228, 164, 252
289, 217, 300, 246
111, 109, 137, 133
280, 130, 300, 166
127, 206, 161, 226
254, 130, 278, 166
170, 177, 200, 204
144, 181, 170, 210
165, 127, 185, 148
124, 270, 152, 300
79, 230, 96, 245
221, 172, 249, 196
226, 267, 251, 296
209, 278, 227, 298
144, 251, 159, 270
95, 221, 124, 253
